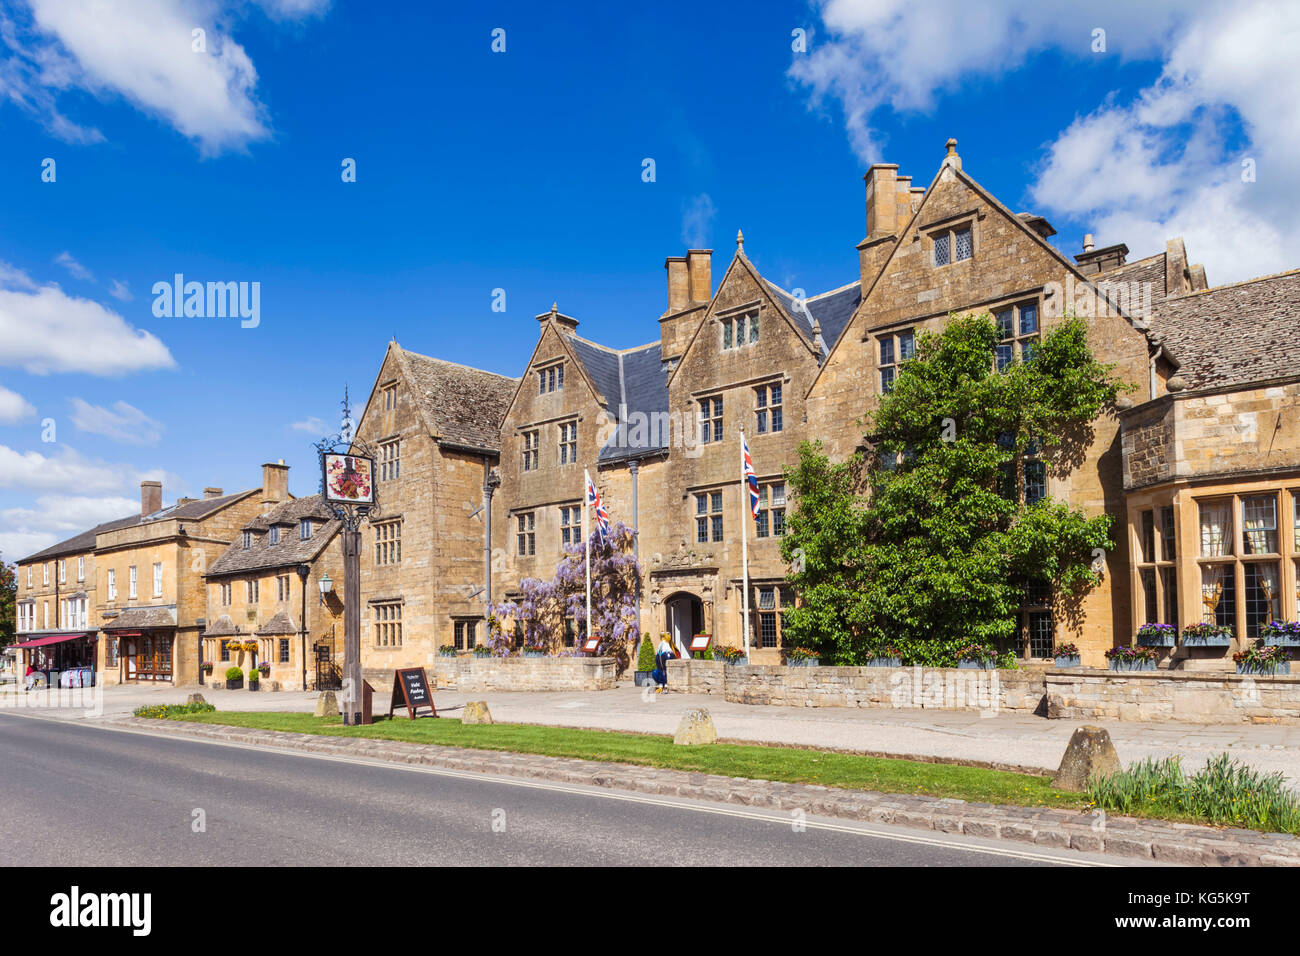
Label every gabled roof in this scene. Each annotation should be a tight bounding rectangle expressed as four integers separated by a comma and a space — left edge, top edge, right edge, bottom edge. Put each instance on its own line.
207, 494, 340, 577
763, 279, 861, 356
255, 610, 298, 635
1149, 269, 1300, 390
394, 346, 517, 452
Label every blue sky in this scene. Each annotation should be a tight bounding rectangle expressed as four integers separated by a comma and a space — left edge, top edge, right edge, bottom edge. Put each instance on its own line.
0, 0, 1295, 560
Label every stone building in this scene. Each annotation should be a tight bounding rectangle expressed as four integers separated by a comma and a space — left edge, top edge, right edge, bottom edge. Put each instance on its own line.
13, 522, 105, 679
351, 341, 516, 685
202, 493, 344, 691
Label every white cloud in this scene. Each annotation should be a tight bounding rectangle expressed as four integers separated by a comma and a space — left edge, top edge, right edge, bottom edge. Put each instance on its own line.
0, 261, 174, 376
54, 250, 92, 281
107, 278, 133, 301
0, 0, 330, 154
0, 493, 138, 561
0, 385, 36, 424
70, 398, 164, 445
681, 193, 716, 249
0, 442, 175, 495
792, 0, 1299, 283
290, 416, 328, 434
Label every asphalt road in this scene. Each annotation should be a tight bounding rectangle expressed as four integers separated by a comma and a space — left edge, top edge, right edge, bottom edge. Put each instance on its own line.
0, 713, 1114, 867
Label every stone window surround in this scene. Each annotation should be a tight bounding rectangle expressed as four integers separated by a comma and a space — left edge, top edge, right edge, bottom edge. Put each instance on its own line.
753, 377, 785, 435
536, 359, 565, 394
925, 211, 978, 268
381, 380, 398, 411
557, 418, 578, 466
1195, 490, 1294, 639
1135, 503, 1179, 632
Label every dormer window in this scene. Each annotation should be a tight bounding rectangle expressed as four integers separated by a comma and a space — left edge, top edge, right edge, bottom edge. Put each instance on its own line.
932, 224, 973, 267
242, 531, 252, 550
268, 527, 280, 546
300, 519, 312, 540
539, 364, 564, 394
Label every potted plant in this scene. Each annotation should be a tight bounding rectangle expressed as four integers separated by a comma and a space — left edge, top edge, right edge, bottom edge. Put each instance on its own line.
225, 666, 244, 690
438, 644, 458, 658
956, 643, 997, 670
717, 645, 748, 666
248, 667, 260, 691
1136, 623, 1177, 647
864, 645, 902, 667
1262, 621, 1300, 648
258, 663, 271, 678
1052, 643, 1082, 668
472, 644, 492, 658
1105, 646, 1157, 672
634, 635, 655, 687
1181, 622, 1233, 647
1234, 643, 1291, 675
522, 639, 545, 659
784, 646, 819, 667
200, 661, 214, 676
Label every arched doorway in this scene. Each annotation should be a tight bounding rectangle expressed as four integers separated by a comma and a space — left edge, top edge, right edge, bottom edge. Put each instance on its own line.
664, 592, 703, 653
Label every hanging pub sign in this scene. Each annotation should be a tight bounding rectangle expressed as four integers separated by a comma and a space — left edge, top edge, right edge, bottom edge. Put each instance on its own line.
322, 452, 375, 506
389, 667, 438, 719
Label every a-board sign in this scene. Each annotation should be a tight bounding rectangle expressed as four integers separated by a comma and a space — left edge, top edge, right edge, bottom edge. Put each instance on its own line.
389, 667, 437, 719
688, 634, 711, 652
582, 636, 601, 653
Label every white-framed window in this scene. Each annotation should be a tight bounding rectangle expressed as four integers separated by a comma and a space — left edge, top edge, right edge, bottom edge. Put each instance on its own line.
721, 312, 758, 350
300, 519, 312, 540
699, 397, 723, 444
242, 531, 252, 550
538, 363, 564, 394
268, 526, 280, 546
43, 563, 49, 586
77, 555, 84, 582
522, 430, 539, 471
878, 329, 915, 393
932, 223, 973, 267
375, 519, 402, 565
755, 384, 782, 434
516, 512, 535, 556
560, 505, 580, 547
756, 482, 786, 538
58, 559, 65, 584
221, 582, 232, 605
43, 602, 49, 629
153, 562, 163, 597
128, 565, 138, 599
277, 574, 290, 601
695, 492, 724, 543
246, 579, 259, 603
374, 601, 403, 648
107, 569, 117, 601
558, 421, 578, 465
26, 566, 31, 588
379, 439, 401, 481
994, 302, 1040, 371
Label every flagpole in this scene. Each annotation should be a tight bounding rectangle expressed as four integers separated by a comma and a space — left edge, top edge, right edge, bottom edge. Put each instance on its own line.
584, 469, 593, 648
740, 427, 750, 660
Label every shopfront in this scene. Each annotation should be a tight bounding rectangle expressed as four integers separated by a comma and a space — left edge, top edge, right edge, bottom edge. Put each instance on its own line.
102, 606, 179, 684
13, 631, 97, 687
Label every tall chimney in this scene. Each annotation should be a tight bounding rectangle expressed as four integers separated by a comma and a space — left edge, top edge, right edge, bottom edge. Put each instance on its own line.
859, 163, 903, 293
141, 480, 162, 516
664, 256, 689, 314
686, 249, 712, 304
1083, 233, 1095, 252
261, 462, 289, 508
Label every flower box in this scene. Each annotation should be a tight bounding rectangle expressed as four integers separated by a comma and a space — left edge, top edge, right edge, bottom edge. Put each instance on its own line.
786, 659, 820, 668
958, 660, 996, 670
1053, 655, 1082, 668
522, 651, 545, 659
1262, 623, 1300, 648
1181, 632, 1232, 647
1109, 660, 1156, 672
1136, 629, 1176, 648
1236, 662, 1290, 675
865, 657, 901, 668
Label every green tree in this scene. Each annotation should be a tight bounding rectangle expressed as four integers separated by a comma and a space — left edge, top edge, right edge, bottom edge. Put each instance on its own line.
0, 560, 14, 648
781, 314, 1122, 664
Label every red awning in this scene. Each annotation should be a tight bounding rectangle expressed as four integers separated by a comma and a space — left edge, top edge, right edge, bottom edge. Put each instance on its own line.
13, 632, 94, 650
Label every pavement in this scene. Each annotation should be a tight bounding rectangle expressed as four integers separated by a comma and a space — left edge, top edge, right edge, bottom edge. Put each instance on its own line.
5, 679, 1300, 785
0, 713, 1097, 867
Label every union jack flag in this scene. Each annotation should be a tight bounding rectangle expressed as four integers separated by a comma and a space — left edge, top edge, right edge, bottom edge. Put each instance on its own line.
584, 469, 609, 545
742, 435, 760, 521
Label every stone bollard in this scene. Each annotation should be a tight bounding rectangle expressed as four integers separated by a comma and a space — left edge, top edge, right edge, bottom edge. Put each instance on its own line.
186, 693, 208, 706
315, 690, 340, 718
462, 700, 493, 725
673, 708, 717, 746
1051, 725, 1122, 791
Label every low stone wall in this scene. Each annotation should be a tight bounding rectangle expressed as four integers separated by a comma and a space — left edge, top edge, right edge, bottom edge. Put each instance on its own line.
666, 660, 1046, 713
1046, 669, 1300, 724
414, 656, 617, 693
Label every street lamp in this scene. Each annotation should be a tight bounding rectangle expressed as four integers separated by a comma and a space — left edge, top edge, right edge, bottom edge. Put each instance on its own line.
317, 572, 333, 606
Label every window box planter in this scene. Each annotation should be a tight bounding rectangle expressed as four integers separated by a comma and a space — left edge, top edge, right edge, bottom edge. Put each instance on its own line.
1181, 624, 1233, 648
1262, 623, 1300, 648
957, 660, 997, 670
722, 658, 749, 667
865, 657, 901, 668
1136, 624, 1177, 648
786, 659, 820, 668
522, 651, 545, 659
1109, 659, 1156, 672
1236, 662, 1291, 676
1053, 655, 1082, 668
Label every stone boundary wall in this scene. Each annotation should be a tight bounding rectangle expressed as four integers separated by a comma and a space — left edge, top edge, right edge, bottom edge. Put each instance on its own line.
666, 660, 1047, 713
1045, 669, 1300, 724
412, 656, 617, 693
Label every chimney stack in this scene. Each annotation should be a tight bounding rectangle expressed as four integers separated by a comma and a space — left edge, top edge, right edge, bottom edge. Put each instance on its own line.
686, 249, 712, 305
261, 462, 289, 508
1075, 239, 1129, 276
664, 256, 689, 315
1083, 234, 1095, 252
141, 481, 162, 516
203, 487, 223, 499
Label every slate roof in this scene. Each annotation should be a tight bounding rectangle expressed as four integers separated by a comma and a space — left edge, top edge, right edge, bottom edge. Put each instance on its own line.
557, 334, 671, 463
201, 614, 239, 637
398, 347, 517, 452
17, 491, 256, 564
1149, 269, 1300, 391
207, 494, 340, 577
763, 279, 862, 356
255, 611, 298, 635
102, 606, 178, 631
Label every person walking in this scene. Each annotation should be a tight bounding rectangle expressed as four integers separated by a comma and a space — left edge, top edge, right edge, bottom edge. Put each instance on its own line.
653, 634, 675, 694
